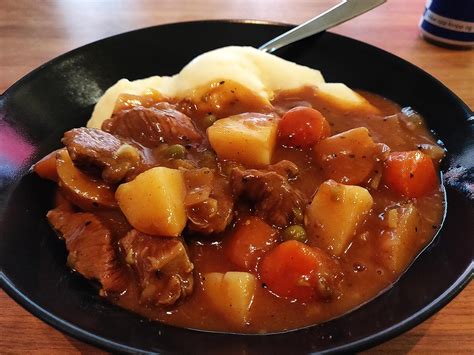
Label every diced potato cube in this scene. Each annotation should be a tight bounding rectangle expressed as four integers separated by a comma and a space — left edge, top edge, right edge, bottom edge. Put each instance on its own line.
316, 83, 380, 114
305, 180, 373, 256
314, 127, 378, 185
379, 204, 422, 274
116, 167, 187, 236
207, 113, 278, 166
203, 271, 257, 326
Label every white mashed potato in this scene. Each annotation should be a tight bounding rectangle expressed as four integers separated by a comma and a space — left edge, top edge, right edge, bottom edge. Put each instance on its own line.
87, 46, 376, 128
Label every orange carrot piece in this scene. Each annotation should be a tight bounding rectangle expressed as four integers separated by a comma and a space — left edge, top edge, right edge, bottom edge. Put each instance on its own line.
225, 216, 277, 271
33, 150, 59, 182
56, 149, 117, 210
383, 151, 437, 198
278, 107, 331, 148
259, 240, 339, 302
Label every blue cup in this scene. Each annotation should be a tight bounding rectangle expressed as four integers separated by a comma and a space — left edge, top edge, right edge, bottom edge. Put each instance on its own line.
420, 0, 474, 48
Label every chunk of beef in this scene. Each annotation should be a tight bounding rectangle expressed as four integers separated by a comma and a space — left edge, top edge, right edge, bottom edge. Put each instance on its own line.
47, 208, 128, 294
120, 230, 194, 306
267, 160, 300, 180
63, 127, 142, 184
231, 161, 307, 227
102, 106, 203, 147
183, 168, 234, 234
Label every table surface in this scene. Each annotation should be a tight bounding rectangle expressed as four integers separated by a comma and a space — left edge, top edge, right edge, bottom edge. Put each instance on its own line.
1, 0, 473, 353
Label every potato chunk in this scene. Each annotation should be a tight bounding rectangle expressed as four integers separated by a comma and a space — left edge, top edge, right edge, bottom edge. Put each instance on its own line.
305, 180, 373, 256
116, 167, 187, 236
189, 80, 271, 118
207, 113, 278, 166
316, 83, 379, 114
203, 271, 257, 326
378, 204, 422, 274
314, 127, 379, 185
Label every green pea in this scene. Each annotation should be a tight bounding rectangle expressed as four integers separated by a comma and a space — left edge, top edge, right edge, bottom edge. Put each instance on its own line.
282, 225, 307, 243
166, 144, 186, 159
202, 114, 217, 128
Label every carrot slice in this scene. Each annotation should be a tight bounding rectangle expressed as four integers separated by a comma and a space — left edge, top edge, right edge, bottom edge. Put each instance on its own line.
225, 216, 277, 271
259, 240, 339, 302
383, 151, 437, 198
278, 107, 330, 148
56, 149, 117, 210
33, 150, 59, 182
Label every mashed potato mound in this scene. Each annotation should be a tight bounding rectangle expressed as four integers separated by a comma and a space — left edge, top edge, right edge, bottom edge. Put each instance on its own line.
88, 46, 377, 128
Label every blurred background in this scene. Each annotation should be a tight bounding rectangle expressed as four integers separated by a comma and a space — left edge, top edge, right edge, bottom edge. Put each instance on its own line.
1, 0, 472, 106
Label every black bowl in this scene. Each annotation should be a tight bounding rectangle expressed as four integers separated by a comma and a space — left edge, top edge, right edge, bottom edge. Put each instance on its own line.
0, 20, 472, 354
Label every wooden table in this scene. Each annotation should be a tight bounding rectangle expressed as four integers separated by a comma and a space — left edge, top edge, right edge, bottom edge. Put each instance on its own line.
1, 0, 472, 353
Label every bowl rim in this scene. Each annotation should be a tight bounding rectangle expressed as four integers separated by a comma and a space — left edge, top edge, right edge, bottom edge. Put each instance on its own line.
0, 19, 473, 354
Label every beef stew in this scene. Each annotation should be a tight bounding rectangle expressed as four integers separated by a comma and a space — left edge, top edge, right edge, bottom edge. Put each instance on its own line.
34, 78, 445, 333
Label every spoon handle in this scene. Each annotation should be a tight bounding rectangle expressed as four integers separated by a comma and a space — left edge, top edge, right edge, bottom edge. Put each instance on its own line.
259, 0, 386, 53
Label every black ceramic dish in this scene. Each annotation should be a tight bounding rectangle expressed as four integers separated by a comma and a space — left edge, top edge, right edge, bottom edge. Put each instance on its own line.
0, 20, 473, 354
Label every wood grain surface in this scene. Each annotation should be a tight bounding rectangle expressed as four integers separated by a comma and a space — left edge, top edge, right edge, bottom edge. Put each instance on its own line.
1, 0, 472, 353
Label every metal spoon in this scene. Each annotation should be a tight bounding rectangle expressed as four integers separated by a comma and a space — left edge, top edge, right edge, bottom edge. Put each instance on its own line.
259, 0, 386, 53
